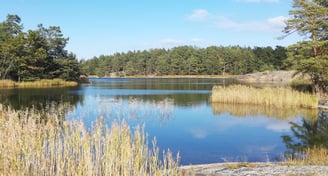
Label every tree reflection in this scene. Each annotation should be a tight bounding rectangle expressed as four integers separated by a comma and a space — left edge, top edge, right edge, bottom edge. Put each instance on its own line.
0, 87, 84, 122
95, 96, 174, 124
282, 110, 328, 159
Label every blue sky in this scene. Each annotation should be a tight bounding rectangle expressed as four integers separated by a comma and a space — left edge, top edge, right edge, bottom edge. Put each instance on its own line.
0, 0, 301, 60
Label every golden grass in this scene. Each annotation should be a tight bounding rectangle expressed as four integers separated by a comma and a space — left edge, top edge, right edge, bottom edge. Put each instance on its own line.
0, 105, 180, 175
0, 79, 78, 88
211, 103, 318, 120
210, 85, 318, 109
285, 147, 328, 166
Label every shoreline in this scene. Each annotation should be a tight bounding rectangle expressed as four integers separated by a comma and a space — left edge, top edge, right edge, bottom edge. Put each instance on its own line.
0, 79, 78, 89
86, 74, 239, 79
180, 162, 328, 175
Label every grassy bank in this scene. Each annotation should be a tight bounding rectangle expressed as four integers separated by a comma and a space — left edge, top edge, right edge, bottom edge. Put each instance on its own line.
210, 85, 318, 109
0, 105, 180, 175
0, 79, 78, 88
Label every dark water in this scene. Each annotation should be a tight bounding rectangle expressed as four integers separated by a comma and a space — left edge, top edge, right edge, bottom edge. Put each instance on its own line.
0, 78, 324, 165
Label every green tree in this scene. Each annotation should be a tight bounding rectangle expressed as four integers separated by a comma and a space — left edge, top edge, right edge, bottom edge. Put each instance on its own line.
0, 14, 22, 43
156, 54, 170, 75
0, 14, 80, 81
18, 30, 48, 81
283, 0, 328, 96
273, 46, 287, 70
51, 53, 80, 81
0, 14, 23, 79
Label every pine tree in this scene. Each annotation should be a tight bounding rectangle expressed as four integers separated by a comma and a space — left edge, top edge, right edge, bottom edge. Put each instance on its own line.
284, 0, 328, 96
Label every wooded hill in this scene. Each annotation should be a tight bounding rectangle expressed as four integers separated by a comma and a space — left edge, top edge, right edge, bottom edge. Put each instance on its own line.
80, 45, 287, 77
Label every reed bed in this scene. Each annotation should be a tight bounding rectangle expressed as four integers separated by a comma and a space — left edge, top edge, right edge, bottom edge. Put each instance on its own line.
0, 105, 180, 175
0, 79, 78, 88
286, 147, 328, 165
210, 85, 318, 109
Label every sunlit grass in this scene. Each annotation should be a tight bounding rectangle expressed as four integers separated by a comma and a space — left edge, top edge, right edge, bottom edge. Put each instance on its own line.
210, 85, 318, 109
0, 105, 180, 175
285, 147, 328, 166
0, 80, 16, 88
0, 79, 78, 88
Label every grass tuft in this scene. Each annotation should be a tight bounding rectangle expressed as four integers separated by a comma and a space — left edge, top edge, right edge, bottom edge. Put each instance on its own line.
0, 105, 180, 175
0, 79, 78, 88
210, 85, 318, 109
285, 147, 328, 166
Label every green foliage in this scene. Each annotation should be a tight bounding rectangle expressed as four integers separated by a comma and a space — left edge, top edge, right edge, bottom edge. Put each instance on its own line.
80, 45, 287, 77
0, 14, 80, 82
284, 0, 328, 96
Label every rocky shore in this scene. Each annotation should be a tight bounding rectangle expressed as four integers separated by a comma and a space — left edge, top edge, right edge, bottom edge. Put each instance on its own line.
237, 70, 300, 84
180, 162, 328, 176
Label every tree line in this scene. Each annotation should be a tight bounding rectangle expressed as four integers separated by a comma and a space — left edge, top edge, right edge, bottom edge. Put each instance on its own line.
80, 0, 328, 96
80, 45, 287, 77
1, 0, 328, 96
0, 14, 80, 82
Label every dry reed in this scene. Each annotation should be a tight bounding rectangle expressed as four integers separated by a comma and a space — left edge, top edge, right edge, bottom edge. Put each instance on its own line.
210, 85, 318, 109
285, 147, 328, 166
0, 105, 180, 175
0, 79, 78, 88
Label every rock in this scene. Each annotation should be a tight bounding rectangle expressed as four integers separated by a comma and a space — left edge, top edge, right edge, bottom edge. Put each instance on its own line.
180, 163, 328, 176
237, 71, 301, 84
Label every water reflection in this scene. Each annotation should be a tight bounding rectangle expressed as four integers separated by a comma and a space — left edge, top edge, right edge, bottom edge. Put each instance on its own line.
91, 78, 237, 91
2, 78, 322, 164
0, 87, 84, 121
110, 94, 208, 107
211, 103, 318, 120
86, 78, 236, 107
71, 96, 174, 125
282, 110, 328, 158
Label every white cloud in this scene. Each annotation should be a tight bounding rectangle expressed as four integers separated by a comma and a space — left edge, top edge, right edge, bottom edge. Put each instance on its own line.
214, 15, 287, 32
267, 16, 288, 29
187, 9, 210, 21
191, 38, 204, 43
160, 38, 184, 46
152, 37, 205, 48
187, 8, 287, 33
266, 120, 291, 132
188, 128, 208, 139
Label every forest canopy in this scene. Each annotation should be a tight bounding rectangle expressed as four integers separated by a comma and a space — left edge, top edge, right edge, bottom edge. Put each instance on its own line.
80, 45, 287, 77
0, 14, 80, 82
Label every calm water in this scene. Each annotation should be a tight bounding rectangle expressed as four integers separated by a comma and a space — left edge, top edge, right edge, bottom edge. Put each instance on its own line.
0, 78, 322, 165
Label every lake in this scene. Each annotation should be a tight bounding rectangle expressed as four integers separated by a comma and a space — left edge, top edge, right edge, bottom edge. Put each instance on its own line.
0, 78, 323, 165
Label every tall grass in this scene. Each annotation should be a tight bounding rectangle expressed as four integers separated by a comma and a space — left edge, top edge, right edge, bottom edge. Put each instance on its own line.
210, 85, 318, 109
0, 79, 77, 88
0, 105, 180, 175
285, 147, 328, 166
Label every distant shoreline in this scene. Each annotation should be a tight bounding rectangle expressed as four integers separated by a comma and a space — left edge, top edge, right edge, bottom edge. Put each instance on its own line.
86, 74, 239, 79
0, 79, 78, 89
